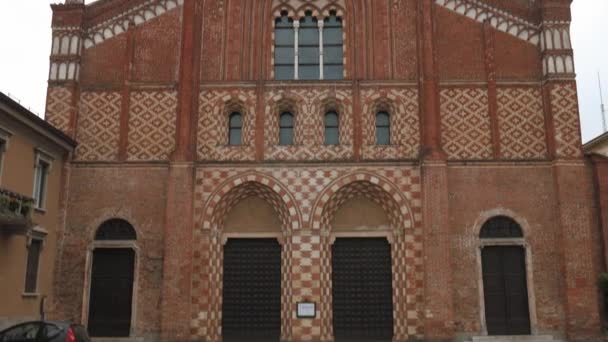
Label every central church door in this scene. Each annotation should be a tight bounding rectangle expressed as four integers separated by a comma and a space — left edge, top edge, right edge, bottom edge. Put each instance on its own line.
222, 238, 281, 341
332, 238, 394, 341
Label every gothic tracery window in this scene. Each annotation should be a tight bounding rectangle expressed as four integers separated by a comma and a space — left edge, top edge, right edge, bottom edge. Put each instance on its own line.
274, 10, 343, 80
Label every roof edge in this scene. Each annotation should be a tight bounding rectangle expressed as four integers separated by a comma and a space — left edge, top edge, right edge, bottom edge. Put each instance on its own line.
583, 131, 608, 153
0, 92, 77, 151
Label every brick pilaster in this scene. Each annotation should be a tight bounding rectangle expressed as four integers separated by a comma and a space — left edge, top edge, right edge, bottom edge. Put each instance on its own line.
418, 0, 453, 339
540, 1, 603, 339
46, 3, 85, 138
160, 0, 202, 340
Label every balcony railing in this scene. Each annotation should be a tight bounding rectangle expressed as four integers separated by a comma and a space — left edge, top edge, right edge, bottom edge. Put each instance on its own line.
0, 188, 34, 233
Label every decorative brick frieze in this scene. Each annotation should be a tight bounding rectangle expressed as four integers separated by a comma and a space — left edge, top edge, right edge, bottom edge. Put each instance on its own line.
264, 87, 355, 161
49, 31, 83, 82
191, 167, 423, 341
126, 90, 177, 161
434, 0, 541, 46
360, 87, 420, 160
541, 21, 575, 76
83, 0, 183, 50
45, 86, 74, 134
197, 89, 257, 162
497, 87, 547, 159
440, 87, 492, 160
550, 83, 582, 158
75, 91, 121, 161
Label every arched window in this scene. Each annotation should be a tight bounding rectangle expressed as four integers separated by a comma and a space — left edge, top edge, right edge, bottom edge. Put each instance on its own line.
229, 112, 243, 146
275, 12, 295, 80
279, 112, 294, 146
95, 219, 137, 241
274, 10, 343, 80
323, 11, 344, 80
324, 111, 339, 145
480, 216, 523, 239
376, 111, 390, 145
299, 12, 319, 80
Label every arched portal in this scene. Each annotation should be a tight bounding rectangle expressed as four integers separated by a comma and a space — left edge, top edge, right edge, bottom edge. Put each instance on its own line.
310, 172, 416, 341
87, 219, 137, 337
479, 216, 531, 336
192, 174, 301, 342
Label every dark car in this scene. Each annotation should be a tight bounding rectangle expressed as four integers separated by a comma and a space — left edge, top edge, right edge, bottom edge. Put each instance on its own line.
0, 321, 89, 342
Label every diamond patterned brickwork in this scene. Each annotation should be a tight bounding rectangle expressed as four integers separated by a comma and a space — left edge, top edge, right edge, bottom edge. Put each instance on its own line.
197, 89, 257, 161
191, 173, 300, 341
497, 87, 547, 159
264, 87, 354, 161
360, 87, 420, 160
440, 88, 492, 160
75, 91, 121, 161
45, 86, 73, 134
191, 167, 423, 341
127, 91, 177, 161
551, 83, 583, 158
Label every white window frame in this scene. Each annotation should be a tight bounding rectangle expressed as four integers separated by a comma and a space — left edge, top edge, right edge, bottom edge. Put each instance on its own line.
32, 150, 53, 210
0, 126, 13, 184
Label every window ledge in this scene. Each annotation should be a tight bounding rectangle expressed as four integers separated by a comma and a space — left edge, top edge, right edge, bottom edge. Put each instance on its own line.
33, 207, 46, 214
22, 292, 40, 298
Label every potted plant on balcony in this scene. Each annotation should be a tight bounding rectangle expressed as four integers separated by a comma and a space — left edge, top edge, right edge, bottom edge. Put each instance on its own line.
8, 199, 19, 213
20, 202, 31, 218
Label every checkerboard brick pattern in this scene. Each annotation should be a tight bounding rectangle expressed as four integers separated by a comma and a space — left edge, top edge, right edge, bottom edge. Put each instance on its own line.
440, 87, 492, 160
45, 86, 73, 134
360, 87, 420, 160
127, 90, 177, 161
191, 167, 423, 341
75, 91, 121, 161
264, 87, 355, 161
497, 87, 547, 159
551, 83, 582, 158
197, 89, 257, 161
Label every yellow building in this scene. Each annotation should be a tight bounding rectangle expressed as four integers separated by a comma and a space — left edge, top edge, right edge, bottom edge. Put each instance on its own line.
0, 92, 76, 329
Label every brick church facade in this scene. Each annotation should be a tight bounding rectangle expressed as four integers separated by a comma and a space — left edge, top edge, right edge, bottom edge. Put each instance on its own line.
44, 0, 602, 341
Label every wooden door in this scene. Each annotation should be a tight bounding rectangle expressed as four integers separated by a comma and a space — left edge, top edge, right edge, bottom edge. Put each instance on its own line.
88, 248, 134, 337
222, 239, 281, 341
482, 246, 531, 335
332, 238, 393, 341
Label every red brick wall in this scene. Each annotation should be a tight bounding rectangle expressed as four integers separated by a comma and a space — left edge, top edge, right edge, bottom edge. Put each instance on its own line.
51, 167, 169, 336
44, 0, 604, 341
